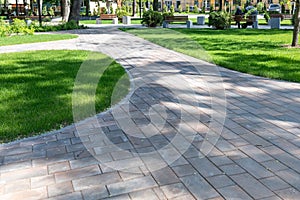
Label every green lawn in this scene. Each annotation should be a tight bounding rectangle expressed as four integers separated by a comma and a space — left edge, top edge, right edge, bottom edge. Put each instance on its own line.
0, 34, 77, 46
80, 19, 142, 25
125, 28, 300, 82
0, 50, 129, 142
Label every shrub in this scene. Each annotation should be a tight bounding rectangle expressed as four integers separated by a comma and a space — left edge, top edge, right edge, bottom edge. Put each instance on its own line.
178, 5, 182, 13
141, 10, 163, 27
201, 6, 205, 13
208, 11, 231, 29
210, 6, 214, 12
163, 5, 168, 13
116, 8, 129, 19
11, 18, 34, 35
186, 4, 190, 13
193, 6, 199, 13
0, 20, 12, 37
170, 5, 175, 14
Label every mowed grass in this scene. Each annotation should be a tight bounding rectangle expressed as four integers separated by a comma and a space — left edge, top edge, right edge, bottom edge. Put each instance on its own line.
0, 50, 129, 142
80, 19, 142, 25
0, 34, 77, 46
125, 28, 300, 82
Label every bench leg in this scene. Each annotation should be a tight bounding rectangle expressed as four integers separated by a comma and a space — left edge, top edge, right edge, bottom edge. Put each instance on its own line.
96, 18, 102, 24
163, 21, 169, 28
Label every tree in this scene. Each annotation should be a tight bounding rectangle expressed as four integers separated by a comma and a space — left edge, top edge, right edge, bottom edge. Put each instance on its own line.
153, 0, 158, 11
68, 0, 82, 24
132, 0, 136, 16
292, 0, 300, 46
61, 0, 70, 21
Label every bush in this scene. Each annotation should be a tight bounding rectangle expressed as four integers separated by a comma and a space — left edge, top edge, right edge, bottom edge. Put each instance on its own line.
193, 6, 199, 13
178, 5, 182, 13
208, 11, 231, 30
32, 20, 86, 32
186, 4, 190, 13
170, 5, 175, 14
141, 10, 163, 27
116, 8, 129, 19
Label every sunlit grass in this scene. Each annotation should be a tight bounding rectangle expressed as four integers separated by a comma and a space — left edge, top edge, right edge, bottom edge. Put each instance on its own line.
0, 34, 77, 46
125, 28, 300, 82
0, 50, 129, 142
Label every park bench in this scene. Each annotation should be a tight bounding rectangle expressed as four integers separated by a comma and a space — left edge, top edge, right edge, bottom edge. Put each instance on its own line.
96, 14, 118, 24
163, 15, 190, 28
233, 15, 258, 29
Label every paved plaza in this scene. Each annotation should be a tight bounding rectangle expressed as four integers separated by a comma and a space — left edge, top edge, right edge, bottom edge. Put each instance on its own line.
0, 28, 300, 200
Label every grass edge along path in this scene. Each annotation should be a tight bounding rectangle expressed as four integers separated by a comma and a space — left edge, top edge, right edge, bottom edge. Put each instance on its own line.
0, 50, 129, 143
0, 34, 78, 46
124, 28, 300, 83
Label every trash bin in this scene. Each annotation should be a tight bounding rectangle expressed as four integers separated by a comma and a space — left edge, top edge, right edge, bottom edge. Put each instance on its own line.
197, 16, 205, 25
187, 20, 193, 28
270, 17, 280, 29
122, 16, 131, 25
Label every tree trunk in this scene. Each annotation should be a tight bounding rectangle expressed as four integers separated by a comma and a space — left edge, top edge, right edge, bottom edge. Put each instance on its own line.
68, 0, 82, 24
153, 0, 158, 11
292, 0, 300, 46
85, 0, 89, 16
61, 0, 70, 21
132, 0, 136, 16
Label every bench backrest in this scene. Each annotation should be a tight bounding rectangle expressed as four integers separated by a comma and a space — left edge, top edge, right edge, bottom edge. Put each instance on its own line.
165, 16, 188, 22
100, 14, 117, 19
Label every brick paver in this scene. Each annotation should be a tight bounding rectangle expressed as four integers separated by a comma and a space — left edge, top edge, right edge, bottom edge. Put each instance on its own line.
0, 27, 300, 199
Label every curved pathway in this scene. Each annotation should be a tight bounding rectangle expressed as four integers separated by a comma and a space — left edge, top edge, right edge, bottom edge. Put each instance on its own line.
0, 28, 300, 200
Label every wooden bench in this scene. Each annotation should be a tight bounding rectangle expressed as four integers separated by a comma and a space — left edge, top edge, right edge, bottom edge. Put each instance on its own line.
163, 15, 190, 28
96, 14, 118, 24
233, 15, 258, 29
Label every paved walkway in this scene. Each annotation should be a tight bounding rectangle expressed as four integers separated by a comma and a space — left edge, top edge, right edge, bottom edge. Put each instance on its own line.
0, 28, 300, 200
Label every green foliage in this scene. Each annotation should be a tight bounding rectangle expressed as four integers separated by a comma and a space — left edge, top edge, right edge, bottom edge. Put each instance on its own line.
116, 8, 129, 19
32, 20, 86, 32
201, 6, 205, 13
143, 3, 147, 14
42, 6, 48, 15
256, 2, 264, 13
264, 11, 270, 23
186, 4, 190, 12
0, 18, 34, 36
210, 6, 214, 12
103, 7, 108, 14
178, 5, 182, 13
141, 10, 163, 27
0, 20, 11, 37
170, 5, 175, 14
49, 7, 55, 16
193, 5, 199, 13
110, 5, 114, 14
208, 11, 231, 29
163, 5, 168, 13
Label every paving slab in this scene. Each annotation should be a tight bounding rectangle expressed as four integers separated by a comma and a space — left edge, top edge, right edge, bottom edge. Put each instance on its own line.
0, 27, 299, 199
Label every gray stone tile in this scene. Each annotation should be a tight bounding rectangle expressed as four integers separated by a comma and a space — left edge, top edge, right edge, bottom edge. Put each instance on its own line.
275, 188, 300, 200
47, 191, 83, 200
151, 167, 180, 185
260, 176, 290, 191
72, 172, 121, 191
48, 161, 70, 174
219, 163, 245, 176
276, 169, 300, 191
207, 175, 235, 189
261, 160, 288, 172
55, 165, 101, 183
160, 183, 190, 199
107, 176, 157, 196
235, 158, 274, 179
48, 181, 74, 197
181, 174, 219, 199
172, 164, 197, 177
231, 173, 274, 199
239, 144, 273, 162
81, 186, 108, 200
188, 157, 222, 177
217, 185, 252, 200
0, 187, 47, 200
130, 189, 159, 200
31, 175, 55, 189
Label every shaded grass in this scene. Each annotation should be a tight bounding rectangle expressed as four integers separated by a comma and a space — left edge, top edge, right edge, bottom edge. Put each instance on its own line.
0, 34, 77, 46
125, 28, 300, 82
0, 50, 129, 142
